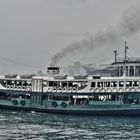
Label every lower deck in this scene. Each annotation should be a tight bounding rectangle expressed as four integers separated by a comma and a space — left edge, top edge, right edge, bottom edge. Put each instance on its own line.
0, 89, 140, 115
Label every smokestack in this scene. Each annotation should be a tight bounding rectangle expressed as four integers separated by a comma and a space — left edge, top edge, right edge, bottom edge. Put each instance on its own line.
47, 67, 60, 75
50, 7, 140, 66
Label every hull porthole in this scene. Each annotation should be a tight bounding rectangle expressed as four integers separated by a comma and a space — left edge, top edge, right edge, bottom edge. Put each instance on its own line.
61, 102, 67, 108
12, 100, 18, 105
20, 100, 26, 106
52, 102, 57, 107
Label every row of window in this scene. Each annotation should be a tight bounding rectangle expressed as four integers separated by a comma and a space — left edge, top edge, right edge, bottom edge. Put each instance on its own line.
1, 80, 31, 86
46, 81, 87, 88
91, 81, 140, 88
113, 66, 140, 76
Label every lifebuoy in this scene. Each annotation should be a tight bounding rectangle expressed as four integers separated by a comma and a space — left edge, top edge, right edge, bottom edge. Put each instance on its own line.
137, 87, 140, 92
130, 87, 136, 92
62, 87, 67, 92
26, 87, 31, 91
22, 86, 26, 90
100, 88, 106, 93
48, 88, 52, 92
68, 87, 72, 92
14, 86, 18, 90
61, 102, 67, 108
125, 88, 130, 92
107, 88, 112, 93
112, 88, 117, 93
10, 85, 14, 89
12, 100, 18, 105
118, 88, 124, 93
52, 101, 57, 107
72, 87, 77, 92
95, 88, 100, 93
53, 87, 57, 92
58, 87, 62, 92
90, 88, 93, 91
91, 88, 95, 92
20, 100, 25, 106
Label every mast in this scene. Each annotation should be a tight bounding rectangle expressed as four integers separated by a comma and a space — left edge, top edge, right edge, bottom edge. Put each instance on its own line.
123, 41, 129, 76
114, 50, 117, 63
125, 41, 128, 63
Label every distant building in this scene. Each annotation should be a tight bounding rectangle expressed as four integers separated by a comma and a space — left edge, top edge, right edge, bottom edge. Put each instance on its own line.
60, 61, 112, 76
62, 61, 87, 76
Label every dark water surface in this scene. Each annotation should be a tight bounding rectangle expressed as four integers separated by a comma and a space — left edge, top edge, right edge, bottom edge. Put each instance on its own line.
0, 110, 140, 140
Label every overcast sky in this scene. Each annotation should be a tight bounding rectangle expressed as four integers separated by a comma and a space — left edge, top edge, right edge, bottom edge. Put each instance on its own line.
0, 0, 140, 74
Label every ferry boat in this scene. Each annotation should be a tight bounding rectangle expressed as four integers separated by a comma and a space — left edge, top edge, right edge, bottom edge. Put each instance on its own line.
1, 43, 140, 116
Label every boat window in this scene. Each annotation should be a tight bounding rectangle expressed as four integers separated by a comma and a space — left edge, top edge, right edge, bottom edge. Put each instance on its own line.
43, 81, 47, 86
126, 81, 132, 87
16, 81, 22, 86
119, 81, 124, 87
0, 92, 7, 99
48, 81, 58, 87
49, 95, 69, 101
68, 82, 73, 87
120, 66, 123, 76
117, 67, 119, 76
133, 81, 139, 87
49, 81, 53, 87
92, 76, 100, 79
111, 68, 115, 77
1, 80, 7, 87
22, 81, 27, 86
12, 94, 25, 98
62, 82, 67, 87
97, 82, 103, 87
72, 82, 78, 88
130, 66, 134, 76
27, 82, 31, 86
126, 66, 128, 76
104, 82, 110, 87
111, 81, 117, 87
136, 66, 140, 77
91, 82, 96, 87
42, 94, 47, 100
53, 82, 57, 87
26, 94, 31, 99
75, 81, 87, 89
7, 80, 12, 85
49, 95, 53, 100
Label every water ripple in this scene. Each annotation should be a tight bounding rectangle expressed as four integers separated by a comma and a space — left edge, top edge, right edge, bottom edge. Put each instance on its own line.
0, 110, 140, 139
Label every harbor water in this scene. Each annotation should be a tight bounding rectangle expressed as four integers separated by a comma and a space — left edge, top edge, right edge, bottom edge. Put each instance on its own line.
0, 110, 140, 140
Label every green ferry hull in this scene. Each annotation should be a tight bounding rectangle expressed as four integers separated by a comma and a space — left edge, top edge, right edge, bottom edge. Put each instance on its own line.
0, 103, 140, 116
0, 89, 140, 116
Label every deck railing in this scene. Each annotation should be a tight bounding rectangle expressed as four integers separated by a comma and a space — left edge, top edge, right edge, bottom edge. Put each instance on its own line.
116, 57, 140, 63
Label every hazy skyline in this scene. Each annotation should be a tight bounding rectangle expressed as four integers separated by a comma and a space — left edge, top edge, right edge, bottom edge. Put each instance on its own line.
0, 0, 140, 74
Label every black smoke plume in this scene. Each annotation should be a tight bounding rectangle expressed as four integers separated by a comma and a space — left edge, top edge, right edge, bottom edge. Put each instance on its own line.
50, 7, 140, 66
